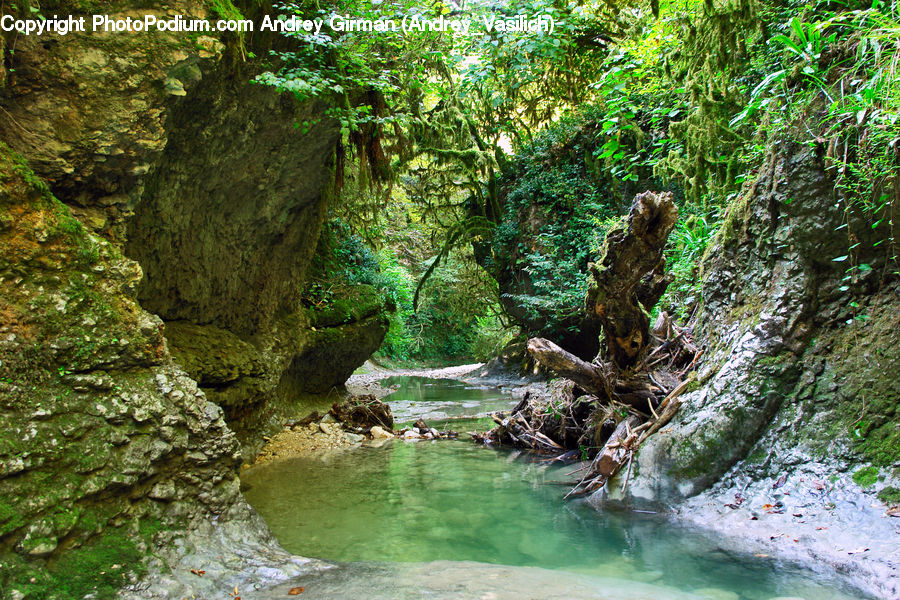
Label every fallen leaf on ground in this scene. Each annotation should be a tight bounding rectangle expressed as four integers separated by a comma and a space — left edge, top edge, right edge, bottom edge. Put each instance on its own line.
189, 569, 205, 576
288, 587, 305, 595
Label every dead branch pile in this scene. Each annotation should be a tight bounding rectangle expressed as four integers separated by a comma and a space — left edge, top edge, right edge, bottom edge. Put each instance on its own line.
473, 192, 701, 497
329, 395, 394, 431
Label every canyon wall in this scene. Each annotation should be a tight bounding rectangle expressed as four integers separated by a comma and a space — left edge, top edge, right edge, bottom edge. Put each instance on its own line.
0, 1, 388, 594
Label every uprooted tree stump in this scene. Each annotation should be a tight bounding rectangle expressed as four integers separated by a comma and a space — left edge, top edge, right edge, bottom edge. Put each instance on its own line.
474, 191, 701, 497
586, 190, 679, 368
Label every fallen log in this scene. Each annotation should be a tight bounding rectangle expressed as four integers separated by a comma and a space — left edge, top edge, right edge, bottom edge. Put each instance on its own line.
526, 338, 610, 399
567, 415, 642, 498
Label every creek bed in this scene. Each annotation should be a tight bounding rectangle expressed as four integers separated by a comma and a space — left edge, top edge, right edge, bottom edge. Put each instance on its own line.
241, 377, 867, 600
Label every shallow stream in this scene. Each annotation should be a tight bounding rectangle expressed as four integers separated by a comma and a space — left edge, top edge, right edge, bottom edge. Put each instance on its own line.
241, 377, 867, 600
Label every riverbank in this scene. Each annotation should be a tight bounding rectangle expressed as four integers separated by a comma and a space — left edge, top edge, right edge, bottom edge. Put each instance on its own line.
249, 362, 540, 465
676, 469, 899, 599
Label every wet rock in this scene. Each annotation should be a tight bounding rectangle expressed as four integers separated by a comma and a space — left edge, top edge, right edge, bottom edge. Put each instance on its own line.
369, 425, 393, 439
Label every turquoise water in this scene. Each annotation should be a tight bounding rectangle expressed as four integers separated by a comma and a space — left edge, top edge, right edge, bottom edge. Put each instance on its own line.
241, 377, 866, 600
378, 375, 519, 425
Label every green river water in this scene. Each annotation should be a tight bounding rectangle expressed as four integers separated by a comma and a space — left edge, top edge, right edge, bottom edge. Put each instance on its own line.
241, 377, 867, 600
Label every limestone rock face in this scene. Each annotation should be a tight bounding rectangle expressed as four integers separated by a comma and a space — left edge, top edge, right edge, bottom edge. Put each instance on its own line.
2, 1, 339, 334
126, 61, 339, 334
600, 139, 898, 506
0, 1, 223, 243
164, 285, 389, 453
0, 147, 242, 573
1, 0, 376, 449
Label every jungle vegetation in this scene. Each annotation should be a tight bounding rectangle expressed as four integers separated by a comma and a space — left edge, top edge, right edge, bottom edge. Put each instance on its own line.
256, 0, 898, 361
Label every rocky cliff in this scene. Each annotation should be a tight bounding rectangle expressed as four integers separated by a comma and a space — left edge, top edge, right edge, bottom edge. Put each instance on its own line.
604, 138, 897, 500
597, 138, 899, 599
0, 1, 388, 596
0, 143, 247, 596
1, 0, 388, 436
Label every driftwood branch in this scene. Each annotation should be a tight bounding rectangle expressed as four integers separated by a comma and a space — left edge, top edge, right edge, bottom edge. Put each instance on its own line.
567, 415, 641, 497
526, 338, 610, 398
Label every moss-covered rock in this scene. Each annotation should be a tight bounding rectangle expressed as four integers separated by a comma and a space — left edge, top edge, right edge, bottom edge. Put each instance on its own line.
0, 0, 382, 459
0, 144, 244, 599
0, 0, 226, 245
608, 135, 899, 505
125, 57, 339, 334
852, 466, 879, 488
161, 284, 388, 455
877, 486, 900, 505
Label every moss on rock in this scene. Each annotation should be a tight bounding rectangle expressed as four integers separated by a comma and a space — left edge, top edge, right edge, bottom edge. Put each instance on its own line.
0, 141, 242, 598
851, 466, 879, 488
825, 296, 900, 467
877, 486, 900, 504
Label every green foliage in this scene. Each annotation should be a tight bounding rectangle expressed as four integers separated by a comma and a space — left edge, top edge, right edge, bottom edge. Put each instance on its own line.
375, 249, 512, 362
370, 249, 417, 360
209, 0, 244, 22
657, 210, 718, 320
877, 486, 900, 504
456, 0, 643, 148
852, 465, 879, 488
752, 6, 898, 217
255, 0, 450, 186
484, 103, 675, 341
307, 219, 381, 287
264, 0, 896, 366
307, 218, 512, 361
468, 313, 518, 362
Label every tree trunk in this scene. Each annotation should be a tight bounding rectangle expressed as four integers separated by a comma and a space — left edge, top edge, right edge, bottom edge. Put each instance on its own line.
585, 191, 678, 368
